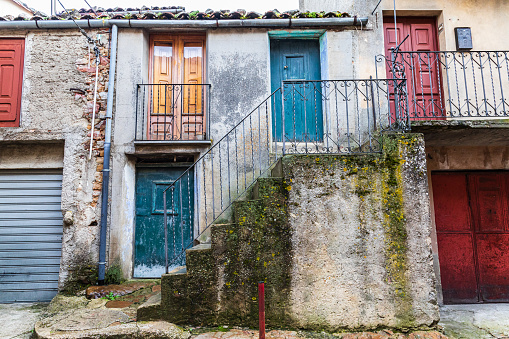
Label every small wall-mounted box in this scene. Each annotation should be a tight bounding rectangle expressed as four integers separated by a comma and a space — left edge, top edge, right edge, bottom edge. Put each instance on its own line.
455, 27, 473, 50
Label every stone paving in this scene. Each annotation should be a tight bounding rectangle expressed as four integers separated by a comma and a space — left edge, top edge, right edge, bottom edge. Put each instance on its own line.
5, 281, 509, 339
439, 304, 509, 339
0, 302, 48, 339
190, 329, 447, 339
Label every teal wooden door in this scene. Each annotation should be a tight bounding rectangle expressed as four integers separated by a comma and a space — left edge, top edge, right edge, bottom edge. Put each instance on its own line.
270, 39, 323, 142
134, 167, 194, 278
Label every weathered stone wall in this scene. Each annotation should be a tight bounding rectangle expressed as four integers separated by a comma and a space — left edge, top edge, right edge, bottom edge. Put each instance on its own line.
0, 29, 111, 289
284, 134, 438, 331
157, 134, 439, 331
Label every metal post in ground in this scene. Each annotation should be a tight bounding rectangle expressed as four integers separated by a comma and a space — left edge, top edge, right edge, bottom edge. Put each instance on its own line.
258, 282, 265, 339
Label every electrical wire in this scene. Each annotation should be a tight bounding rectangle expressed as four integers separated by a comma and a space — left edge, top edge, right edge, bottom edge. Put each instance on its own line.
56, 0, 94, 44
57, 0, 101, 160
83, 0, 98, 16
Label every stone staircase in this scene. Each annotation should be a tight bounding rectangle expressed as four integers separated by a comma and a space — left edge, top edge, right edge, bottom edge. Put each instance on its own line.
138, 159, 293, 328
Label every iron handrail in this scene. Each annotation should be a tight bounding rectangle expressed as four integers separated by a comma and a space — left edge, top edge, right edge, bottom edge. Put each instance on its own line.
162, 88, 283, 273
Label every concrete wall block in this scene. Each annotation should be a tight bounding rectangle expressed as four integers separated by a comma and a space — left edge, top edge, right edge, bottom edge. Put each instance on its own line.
284, 134, 439, 331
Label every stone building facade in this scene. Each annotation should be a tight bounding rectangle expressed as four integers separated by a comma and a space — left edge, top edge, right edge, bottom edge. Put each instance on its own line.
1, 0, 508, 332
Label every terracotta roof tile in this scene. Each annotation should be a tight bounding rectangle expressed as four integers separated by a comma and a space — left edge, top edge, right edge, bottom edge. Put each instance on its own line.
0, 6, 350, 22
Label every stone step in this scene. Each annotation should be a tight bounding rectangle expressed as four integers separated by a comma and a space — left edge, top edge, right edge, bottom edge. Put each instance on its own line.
255, 177, 284, 202
136, 292, 161, 321
233, 199, 263, 225
168, 265, 187, 275
185, 243, 213, 276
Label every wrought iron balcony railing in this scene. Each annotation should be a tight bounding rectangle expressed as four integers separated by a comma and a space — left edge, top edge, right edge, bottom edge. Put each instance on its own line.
135, 83, 211, 141
279, 79, 407, 153
378, 51, 509, 120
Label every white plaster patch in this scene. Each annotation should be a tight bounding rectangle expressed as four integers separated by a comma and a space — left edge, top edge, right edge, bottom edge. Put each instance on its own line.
133, 264, 181, 278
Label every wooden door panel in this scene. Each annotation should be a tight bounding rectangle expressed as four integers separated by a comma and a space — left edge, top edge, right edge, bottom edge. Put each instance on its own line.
438, 233, 478, 303
477, 234, 509, 301
432, 173, 471, 233
153, 43, 173, 112
0, 39, 24, 126
134, 167, 194, 278
270, 39, 323, 142
182, 42, 204, 139
383, 18, 444, 120
149, 35, 205, 140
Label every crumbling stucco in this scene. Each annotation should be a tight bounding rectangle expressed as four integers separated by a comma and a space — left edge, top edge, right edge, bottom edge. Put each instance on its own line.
0, 29, 111, 289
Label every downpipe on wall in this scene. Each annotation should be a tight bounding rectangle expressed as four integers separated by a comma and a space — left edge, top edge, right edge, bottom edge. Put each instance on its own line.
98, 24, 118, 285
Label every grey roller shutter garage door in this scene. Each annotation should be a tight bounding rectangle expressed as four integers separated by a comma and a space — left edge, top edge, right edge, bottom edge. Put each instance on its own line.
0, 169, 63, 303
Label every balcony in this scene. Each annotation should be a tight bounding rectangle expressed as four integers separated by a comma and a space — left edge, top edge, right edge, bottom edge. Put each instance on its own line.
135, 83, 211, 142
381, 51, 509, 122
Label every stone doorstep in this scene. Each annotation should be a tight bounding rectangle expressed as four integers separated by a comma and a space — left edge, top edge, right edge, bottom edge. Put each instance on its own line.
35, 319, 191, 339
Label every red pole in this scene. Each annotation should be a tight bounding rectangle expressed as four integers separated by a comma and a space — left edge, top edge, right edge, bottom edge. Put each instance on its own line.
258, 282, 265, 339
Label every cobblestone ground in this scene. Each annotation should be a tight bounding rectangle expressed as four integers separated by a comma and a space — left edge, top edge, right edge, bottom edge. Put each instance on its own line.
191, 329, 448, 339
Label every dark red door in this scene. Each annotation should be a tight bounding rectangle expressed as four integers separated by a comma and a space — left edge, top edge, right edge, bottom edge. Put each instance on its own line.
0, 39, 24, 127
433, 172, 509, 303
383, 17, 444, 120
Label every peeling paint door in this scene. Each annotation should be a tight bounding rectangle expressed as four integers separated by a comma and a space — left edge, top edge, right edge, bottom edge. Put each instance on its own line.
433, 171, 509, 303
150, 35, 205, 140
270, 39, 322, 142
134, 167, 194, 278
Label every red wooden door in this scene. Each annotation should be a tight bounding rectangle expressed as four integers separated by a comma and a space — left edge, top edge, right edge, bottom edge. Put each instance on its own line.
0, 39, 24, 127
383, 17, 444, 120
433, 172, 509, 303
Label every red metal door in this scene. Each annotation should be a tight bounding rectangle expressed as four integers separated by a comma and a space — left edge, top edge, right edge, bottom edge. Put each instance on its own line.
470, 173, 509, 301
0, 39, 24, 127
433, 172, 509, 303
383, 17, 444, 120
433, 173, 478, 303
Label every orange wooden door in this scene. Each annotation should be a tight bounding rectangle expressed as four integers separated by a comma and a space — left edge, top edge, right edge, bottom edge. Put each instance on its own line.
151, 41, 174, 139
0, 39, 24, 127
181, 39, 204, 140
150, 35, 205, 140
384, 17, 444, 120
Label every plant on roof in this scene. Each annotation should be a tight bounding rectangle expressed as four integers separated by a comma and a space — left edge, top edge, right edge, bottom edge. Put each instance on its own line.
189, 10, 199, 19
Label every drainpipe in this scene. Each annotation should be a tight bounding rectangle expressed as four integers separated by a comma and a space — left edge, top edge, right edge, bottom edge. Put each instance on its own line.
98, 24, 118, 285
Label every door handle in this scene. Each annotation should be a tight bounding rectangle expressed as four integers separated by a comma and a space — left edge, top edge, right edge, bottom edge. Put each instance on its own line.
284, 66, 288, 70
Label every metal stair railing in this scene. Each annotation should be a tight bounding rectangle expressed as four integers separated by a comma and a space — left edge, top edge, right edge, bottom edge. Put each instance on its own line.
162, 88, 283, 273
160, 77, 408, 274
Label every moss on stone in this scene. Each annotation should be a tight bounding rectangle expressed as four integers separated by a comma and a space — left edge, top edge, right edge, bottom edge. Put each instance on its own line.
61, 262, 98, 296
160, 134, 430, 331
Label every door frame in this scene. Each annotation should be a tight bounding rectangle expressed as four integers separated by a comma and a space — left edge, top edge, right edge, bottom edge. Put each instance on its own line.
431, 170, 509, 304
132, 162, 196, 278
148, 34, 207, 140
269, 37, 325, 144
382, 16, 446, 120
